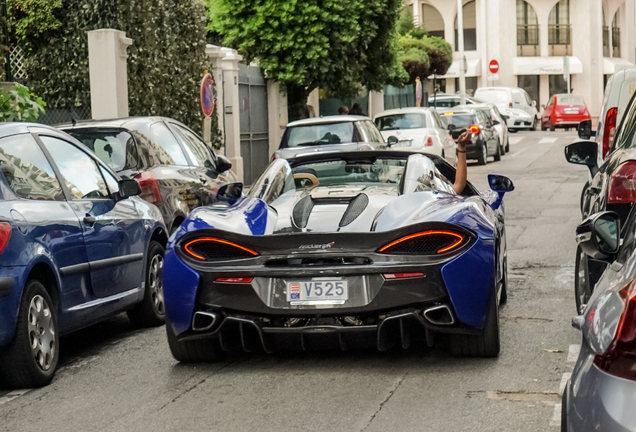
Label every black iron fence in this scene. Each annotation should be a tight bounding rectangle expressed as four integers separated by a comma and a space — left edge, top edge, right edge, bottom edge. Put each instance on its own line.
517, 24, 539, 56
548, 24, 571, 56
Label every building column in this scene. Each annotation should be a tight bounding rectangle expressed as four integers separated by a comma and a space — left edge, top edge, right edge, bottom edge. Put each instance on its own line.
221, 48, 244, 182
412, 1, 420, 26
87, 29, 133, 120
625, 0, 635, 63
205, 45, 226, 149
307, 88, 320, 118
539, 74, 549, 110
267, 81, 288, 158
368, 91, 384, 118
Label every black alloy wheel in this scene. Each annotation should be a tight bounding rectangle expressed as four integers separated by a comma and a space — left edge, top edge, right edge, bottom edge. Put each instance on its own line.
0, 279, 59, 388
494, 139, 502, 161
477, 143, 488, 165
127, 240, 166, 327
574, 246, 592, 314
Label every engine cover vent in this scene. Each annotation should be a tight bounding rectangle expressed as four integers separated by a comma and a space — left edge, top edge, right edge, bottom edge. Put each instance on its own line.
339, 193, 369, 227
292, 195, 315, 229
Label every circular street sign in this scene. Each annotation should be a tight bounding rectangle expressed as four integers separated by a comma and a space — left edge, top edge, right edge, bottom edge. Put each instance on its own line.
489, 60, 499, 74
200, 73, 215, 117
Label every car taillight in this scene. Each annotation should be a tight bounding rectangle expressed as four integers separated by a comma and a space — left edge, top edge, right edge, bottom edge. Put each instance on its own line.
0, 223, 11, 254
594, 280, 636, 380
602, 107, 618, 158
425, 137, 433, 147
271, 153, 278, 162
608, 161, 636, 204
183, 237, 258, 261
469, 125, 480, 134
378, 230, 466, 255
134, 172, 162, 204
215, 277, 254, 284
383, 273, 424, 280
509, 102, 512, 108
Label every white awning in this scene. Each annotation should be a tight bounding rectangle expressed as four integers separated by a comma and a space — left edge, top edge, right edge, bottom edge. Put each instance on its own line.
603, 57, 636, 75
513, 56, 583, 75
432, 58, 481, 79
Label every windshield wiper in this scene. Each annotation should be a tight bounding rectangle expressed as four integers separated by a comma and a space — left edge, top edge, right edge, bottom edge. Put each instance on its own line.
295, 140, 341, 147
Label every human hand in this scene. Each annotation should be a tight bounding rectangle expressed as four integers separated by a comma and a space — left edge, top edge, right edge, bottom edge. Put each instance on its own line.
457, 130, 472, 152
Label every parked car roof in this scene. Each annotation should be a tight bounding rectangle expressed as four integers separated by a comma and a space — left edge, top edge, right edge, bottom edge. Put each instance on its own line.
286, 115, 370, 127
56, 116, 173, 130
374, 107, 434, 117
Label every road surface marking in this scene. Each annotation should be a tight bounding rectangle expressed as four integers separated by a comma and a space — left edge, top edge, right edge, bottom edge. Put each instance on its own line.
549, 402, 561, 427
539, 137, 558, 144
509, 148, 529, 158
0, 389, 31, 406
567, 344, 581, 363
509, 136, 524, 145
559, 373, 571, 396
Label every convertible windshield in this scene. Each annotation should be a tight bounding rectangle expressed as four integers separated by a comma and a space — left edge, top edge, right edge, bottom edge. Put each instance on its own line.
293, 159, 406, 187
284, 123, 355, 148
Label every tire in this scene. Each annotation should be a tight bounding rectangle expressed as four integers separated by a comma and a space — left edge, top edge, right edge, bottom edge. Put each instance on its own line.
477, 143, 488, 165
580, 181, 589, 213
509, 128, 518, 133
451, 290, 500, 358
549, 118, 555, 132
505, 138, 510, 153
127, 241, 166, 327
494, 140, 502, 161
500, 256, 508, 305
541, 119, 546, 131
561, 386, 568, 432
0, 279, 59, 388
532, 117, 537, 130
166, 323, 224, 363
574, 246, 592, 314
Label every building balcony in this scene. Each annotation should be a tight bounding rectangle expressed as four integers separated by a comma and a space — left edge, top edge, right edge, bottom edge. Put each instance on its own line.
517, 24, 539, 57
548, 24, 572, 56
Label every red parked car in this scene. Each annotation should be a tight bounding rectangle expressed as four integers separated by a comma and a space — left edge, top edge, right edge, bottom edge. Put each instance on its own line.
541, 94, 591, 131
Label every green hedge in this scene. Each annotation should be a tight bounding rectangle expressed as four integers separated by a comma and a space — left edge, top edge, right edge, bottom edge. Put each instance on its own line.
11, 0, 223, 148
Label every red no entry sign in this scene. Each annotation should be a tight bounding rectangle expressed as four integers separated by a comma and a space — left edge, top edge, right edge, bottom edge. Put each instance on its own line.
489, 60, 499, 74
200, 73, 215, 117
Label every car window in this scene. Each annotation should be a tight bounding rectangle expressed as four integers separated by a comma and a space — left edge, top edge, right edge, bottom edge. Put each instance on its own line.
0, 134, 64, 201
440, 113, 476, 128
523, 90, 532, 105
375, 114, 427, 131
480, 110, 492, 126
40, 136, 110, 200
170, 124, 217, 169
546, 97, 554, 107
362, 121, 384, 143
99, 166, 120, 194
432, 111, 447, 129
557, 95, 583, 105
149, 122, 189, 166
67, 129, 136, 171
284, 123, 355, 148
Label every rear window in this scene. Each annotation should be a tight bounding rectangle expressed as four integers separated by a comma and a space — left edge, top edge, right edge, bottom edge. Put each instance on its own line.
67, 129, 135, 171
476, 90, 509, 104
284, 122, 355, 148
375, 114, 427, 131
558, 95, 583, 105
440, 114, 477, 128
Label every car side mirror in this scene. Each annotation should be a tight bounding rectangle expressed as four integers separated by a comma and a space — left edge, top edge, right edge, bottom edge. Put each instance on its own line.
501, 114, 509, 121
387, 136, 399, 146
487, 174, 514, 210
216, 182, 243, 205
216, 155, 232, 173
532, 100, 537, 107
447, 123, 456, 132
576, 211, 620, 262
564, 141, 598, 176
118, 179, 141, 200
492, 120, 500, 125
577, 120, 595, 140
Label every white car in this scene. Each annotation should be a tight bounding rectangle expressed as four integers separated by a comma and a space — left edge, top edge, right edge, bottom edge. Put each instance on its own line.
474, 87, 538, 131
428, 94, 483, 109
373, 108, 457, 165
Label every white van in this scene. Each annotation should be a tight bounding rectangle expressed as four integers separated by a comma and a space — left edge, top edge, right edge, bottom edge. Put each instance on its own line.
474, 87, 539, 131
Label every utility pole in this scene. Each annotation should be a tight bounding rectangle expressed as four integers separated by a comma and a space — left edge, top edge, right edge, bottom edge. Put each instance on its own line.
457, 0, 466, 105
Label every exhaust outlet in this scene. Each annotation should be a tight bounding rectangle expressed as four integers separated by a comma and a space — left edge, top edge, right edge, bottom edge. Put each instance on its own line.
192, 311, 218, 332
423, 305, 455, 326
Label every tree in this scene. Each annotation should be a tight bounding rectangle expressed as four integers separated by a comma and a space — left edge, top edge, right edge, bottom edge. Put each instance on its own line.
206, 0, 407, 104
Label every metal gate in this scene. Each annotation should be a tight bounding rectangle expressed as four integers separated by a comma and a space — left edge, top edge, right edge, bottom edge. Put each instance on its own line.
238, 64, 269, 185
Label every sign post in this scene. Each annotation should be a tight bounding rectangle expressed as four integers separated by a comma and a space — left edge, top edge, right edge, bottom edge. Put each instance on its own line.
563, 56, 570, 94
200, 72, 215, 144
457, 0, 466, 105
488, 59, 499, 82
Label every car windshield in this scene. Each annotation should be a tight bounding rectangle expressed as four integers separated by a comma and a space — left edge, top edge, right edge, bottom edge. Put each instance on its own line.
375, 114, 427, 131
292, 159, 406, 188
477, 90, 509, 104
440, 114, 476, 128
67, 129, 132, 171
285, 123, 355, 147
558, 95, 583, 104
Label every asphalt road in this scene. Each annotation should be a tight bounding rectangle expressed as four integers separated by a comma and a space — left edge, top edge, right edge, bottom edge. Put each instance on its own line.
0, 130, 587, 432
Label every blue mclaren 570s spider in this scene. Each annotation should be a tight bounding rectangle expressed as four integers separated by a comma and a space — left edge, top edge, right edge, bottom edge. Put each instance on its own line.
162, 150, 514, 360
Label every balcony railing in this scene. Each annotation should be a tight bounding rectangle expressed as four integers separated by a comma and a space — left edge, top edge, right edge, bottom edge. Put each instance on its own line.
517, 24, 539, 56
603, 26, 610, 57
612, 27, 621, 57
548, 24, 572, 56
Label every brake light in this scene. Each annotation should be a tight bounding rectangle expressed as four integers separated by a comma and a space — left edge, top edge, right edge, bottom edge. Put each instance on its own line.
425, 137, 433, 147
0, 223, 11, 254
608, 161, 636, 204
509, 102, 513, 108
271, 153, 278, 162
593, 280, 636, 380
602, 107, 618, 158
134, 172, 162, 204
215, 277, 254, 284
469, 125, 480, 134
183, 237, 258, 261
378, 230, 465, 255
383, 273, 424, 280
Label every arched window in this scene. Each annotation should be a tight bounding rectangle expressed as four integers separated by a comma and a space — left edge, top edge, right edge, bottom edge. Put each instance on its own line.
454, 1, 476, 51
516, 0, 538, 56
612, 11, 620, 57
422, 4, 444, 38
548, 0, 571, 55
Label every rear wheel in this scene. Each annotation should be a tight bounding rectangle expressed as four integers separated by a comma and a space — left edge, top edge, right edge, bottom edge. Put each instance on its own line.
549, 118, 555, 131
0, 279, 59, 388
127, 241, 166, 327
532, 117, 537, 130
494, 140, 502, 161
541, 118, 546, 131
166, 324, 224, 363
574, 246, 592, 314
451, 291, 500, 357
505, 137, 510, 153
477, 143, 488, 165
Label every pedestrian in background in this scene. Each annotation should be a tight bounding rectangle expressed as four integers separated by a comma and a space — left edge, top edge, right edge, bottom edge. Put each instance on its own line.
338, 106, 349, 115
349, 103, 365, 116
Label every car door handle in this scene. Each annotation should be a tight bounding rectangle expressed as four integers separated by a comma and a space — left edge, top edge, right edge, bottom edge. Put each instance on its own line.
83, 215, 96, 224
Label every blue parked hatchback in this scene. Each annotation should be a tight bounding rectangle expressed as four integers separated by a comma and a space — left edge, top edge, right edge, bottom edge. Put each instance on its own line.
0, 123, 168, 389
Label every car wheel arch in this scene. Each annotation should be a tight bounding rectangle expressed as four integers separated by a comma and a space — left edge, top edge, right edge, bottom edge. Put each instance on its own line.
170, 215, 186, 235
25, 261, 60, 314
151, 226, 169, 249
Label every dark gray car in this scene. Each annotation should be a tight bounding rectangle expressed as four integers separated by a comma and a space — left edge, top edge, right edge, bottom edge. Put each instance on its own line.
59, 117, 237, 233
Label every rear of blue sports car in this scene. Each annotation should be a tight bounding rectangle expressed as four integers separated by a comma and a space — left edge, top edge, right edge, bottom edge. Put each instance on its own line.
163, 219, 499, 358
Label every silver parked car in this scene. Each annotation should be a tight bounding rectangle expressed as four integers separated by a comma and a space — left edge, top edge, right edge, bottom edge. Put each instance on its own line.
563, 209, 636, 431
274, 116, 387, 160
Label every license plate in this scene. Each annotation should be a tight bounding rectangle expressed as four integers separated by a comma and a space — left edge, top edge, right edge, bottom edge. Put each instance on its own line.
286, 279, 349, 305
564, 108, 579, 114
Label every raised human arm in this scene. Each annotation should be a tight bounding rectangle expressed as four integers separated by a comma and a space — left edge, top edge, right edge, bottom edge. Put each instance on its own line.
452, 130, 471, 194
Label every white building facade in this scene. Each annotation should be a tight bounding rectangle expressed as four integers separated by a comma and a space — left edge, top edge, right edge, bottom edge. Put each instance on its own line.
408, 0, 636, 122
